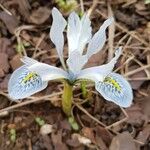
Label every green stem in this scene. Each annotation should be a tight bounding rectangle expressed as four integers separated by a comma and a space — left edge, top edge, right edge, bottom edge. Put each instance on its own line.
62, 81, 73, 116
81, 81, 87, 99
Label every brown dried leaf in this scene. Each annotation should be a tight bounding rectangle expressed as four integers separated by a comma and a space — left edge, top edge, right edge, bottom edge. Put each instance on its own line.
84, 50, 107, 68
66, 135, 81, 147
0, 53, 10, 76
135, 1, 150, 20
60, 119, 71, 131
95, 135, 108, 150
126, 104, 149, 126
109, 132, 137, 150
94, 126, 113, 146
136, 124, 150, 144
0, 38, 15, 58
0, 69, 5, 78
32, 36, 51, 51
0, 74, 10, 90
14, 0, 31, 20
42, 135, 53, 150
0, 11, 19, 34
82, 127, 96, 144
30, 7, 51, 24
128, 65, 147, 90
0, 94, 9, 109
10, 54, 22, 71
108, 0, 127, 4
115, 10, 138, 28
51, 130, 69, 150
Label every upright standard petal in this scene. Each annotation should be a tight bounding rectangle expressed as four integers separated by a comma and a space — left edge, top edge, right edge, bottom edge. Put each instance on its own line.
77, 14, 92, 53
50, 7, 67, 69
77, 47, 122, 82
95, 73, 133, 107
8, 66, 48, 100
21, 57, 69, 81
86, 17, 114, 58
66, 50, 88, 74
21, 56, 38, 65
67, 13, 91, 55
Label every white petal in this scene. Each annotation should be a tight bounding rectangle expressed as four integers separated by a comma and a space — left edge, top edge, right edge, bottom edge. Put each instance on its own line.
67, 12, 81, 54
67, 50, 88, 74
95, 73, 133, 107
28, 62, 69, 81
50, 7, 67, 69
78, 14, 92, 53
21, 56, 38, 65
86, 17, 114, 58
77, 47, 122, 82
21, 56, 69, 81
67, 13, 91, 55
8, 66, 48, 100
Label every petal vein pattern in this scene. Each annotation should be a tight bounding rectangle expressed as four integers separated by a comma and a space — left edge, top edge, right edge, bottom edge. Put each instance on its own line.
95, 73, 133, 107
86, 17, 114, 58
67, 12, 91, 55
8, 66, 48, 100
50, 7, 67, 69
67, 51, 88, 74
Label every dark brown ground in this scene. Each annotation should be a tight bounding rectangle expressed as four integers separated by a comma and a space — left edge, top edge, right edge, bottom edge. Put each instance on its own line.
0, 0, 150, 150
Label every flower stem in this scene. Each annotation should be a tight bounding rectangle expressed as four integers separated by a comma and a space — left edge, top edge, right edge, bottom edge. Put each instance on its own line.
62, 81, 73, 116
81, 81, 87, 99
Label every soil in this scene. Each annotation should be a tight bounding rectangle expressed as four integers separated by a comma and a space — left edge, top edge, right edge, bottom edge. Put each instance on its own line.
0, 0, 150, 150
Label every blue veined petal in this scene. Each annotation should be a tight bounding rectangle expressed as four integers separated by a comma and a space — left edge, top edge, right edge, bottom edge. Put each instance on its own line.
8, 66, 48, 100
66, 50, 88, 74
50, 7, 67, 69
67, 12, 92, 55
86, 17, 114, 58
95, 73, 133, 108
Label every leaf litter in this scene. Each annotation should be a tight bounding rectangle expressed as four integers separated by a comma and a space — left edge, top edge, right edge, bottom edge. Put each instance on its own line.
0, 0, 150, 149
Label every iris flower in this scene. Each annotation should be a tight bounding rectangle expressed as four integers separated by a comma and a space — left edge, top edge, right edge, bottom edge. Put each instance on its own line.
8, 8, 133, 110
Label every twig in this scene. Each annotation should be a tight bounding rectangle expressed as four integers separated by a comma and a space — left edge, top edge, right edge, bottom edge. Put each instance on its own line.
114, 55, 134, 73
80, 0, 84, 14
87, 0, 98, 17
33, 33, 46, 57
0, 3, 12, 15
14, 25, 36, 56
107, 3, 115, 62
124, 64, 150, 77
0, 92, 62, 114
73, 102, 106, 127
106, 107, 128, 129
96, 9, 150, 49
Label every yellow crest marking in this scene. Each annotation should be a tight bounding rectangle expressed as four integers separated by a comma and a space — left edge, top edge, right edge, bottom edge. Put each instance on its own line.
104, 77, 121, 91
22, 72, 38, 84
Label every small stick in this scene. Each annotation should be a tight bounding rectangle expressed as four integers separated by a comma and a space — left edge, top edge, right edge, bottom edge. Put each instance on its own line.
87, 0, 98, 17
107, 3, 115, 62
106, 107, 128, 129
73, 102, 106, 127
0, 3, 12, 15
0, 92, 62, 114
80, 0, 84, 14
124, 64, 150, 77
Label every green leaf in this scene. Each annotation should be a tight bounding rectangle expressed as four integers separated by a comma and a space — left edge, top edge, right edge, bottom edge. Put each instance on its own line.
35, 117, 45, 126
10, 129, 16, 142
68, 117, 79, 131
